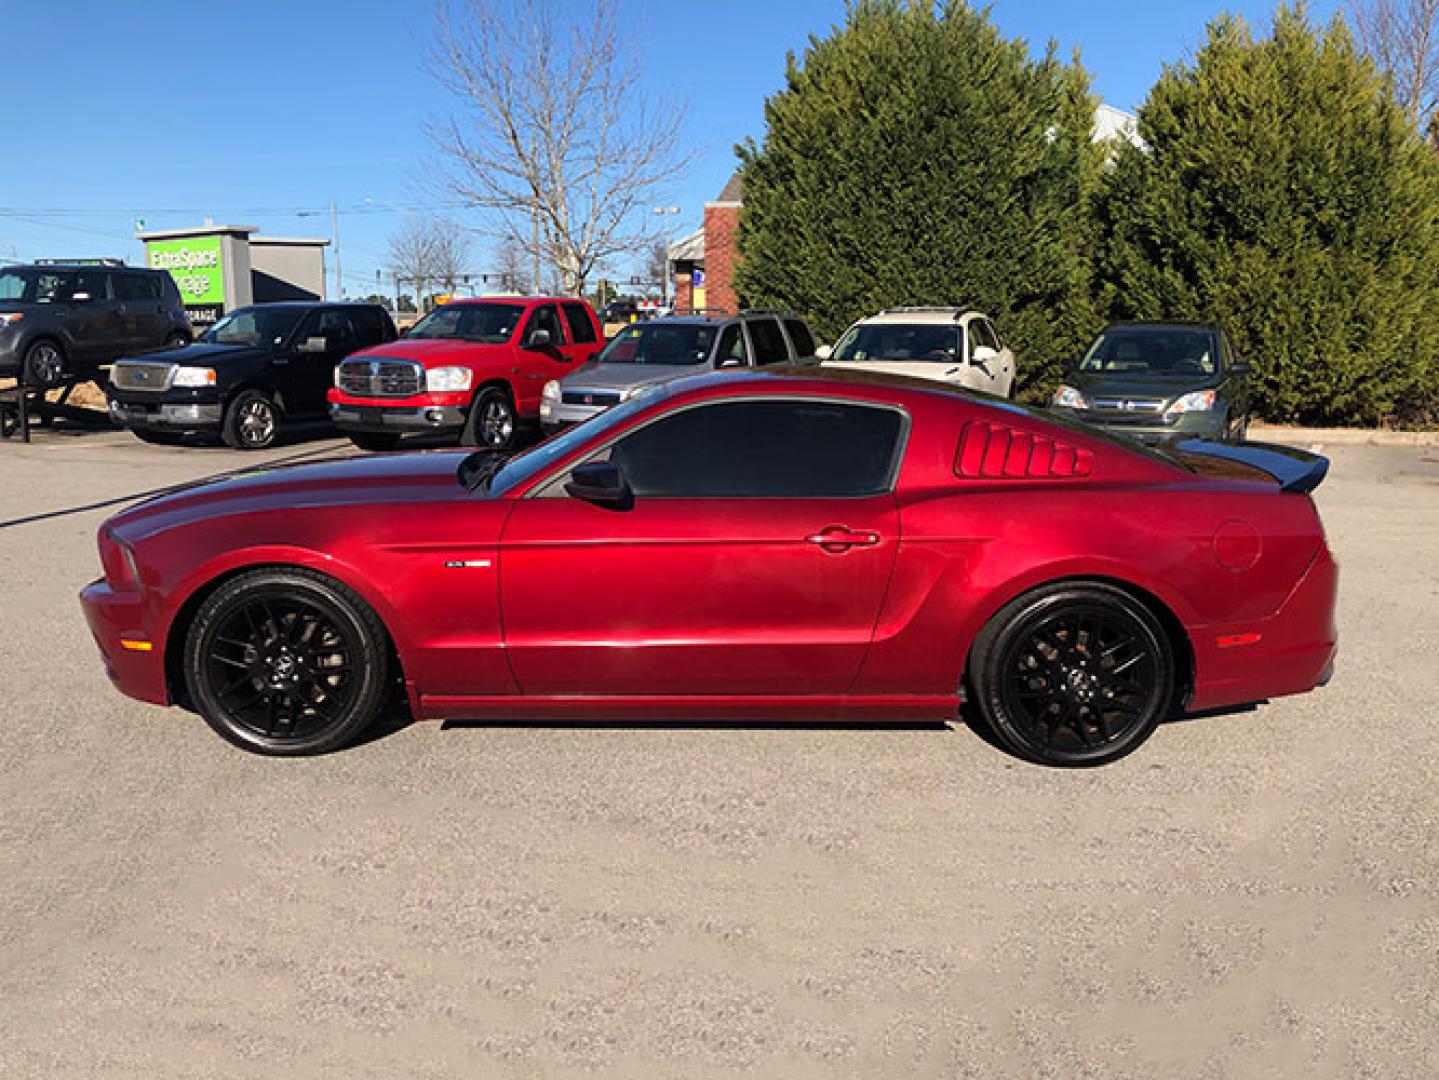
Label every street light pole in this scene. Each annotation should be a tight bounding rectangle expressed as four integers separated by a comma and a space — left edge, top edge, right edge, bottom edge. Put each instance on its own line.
652, 206, 679, 307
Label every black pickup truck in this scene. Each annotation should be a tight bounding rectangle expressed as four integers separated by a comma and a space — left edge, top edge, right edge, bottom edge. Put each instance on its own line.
108, 301, 395, 449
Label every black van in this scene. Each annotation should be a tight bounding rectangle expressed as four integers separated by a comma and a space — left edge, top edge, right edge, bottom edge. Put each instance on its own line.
0, 262, 191, 388
108, 301, 396, 449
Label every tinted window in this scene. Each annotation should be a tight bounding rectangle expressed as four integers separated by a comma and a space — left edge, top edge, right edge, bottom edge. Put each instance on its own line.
716, 324, 749, 366
305, 309, 356, 349
783, 318, 817, 358
69, 271, 109, 301
606, 400, 904, 498
562, 302, 597, 344
978, 319, 1001, 350
202, 306, 306, 346
831, 322, 960, 363
597, 322, 716, 365
349, 307, 390, 346
1081, 326, 1218, 377
112, 274, 152, 301
409, 302, 523, 343
747, 318, 789, 364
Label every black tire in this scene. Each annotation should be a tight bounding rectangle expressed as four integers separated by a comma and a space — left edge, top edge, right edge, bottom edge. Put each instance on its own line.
969, 582, 1174, 767
222, 389, 280, 450
23, 339, 66, 389
183, 567, 390, 755
132, 428, 186, 446
461, 386, 517, 450
348, 431, 401, 452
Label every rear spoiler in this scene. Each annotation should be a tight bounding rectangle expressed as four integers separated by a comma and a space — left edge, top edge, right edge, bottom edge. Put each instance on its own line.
1171, 438, 1330, 494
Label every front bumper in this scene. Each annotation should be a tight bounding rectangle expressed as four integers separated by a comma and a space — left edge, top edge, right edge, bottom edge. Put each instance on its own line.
329, 401, 467, 433
1049, 407, 1227, 444
543, 399, 610, 426
109, 399, 223, 429
79, 578, 169, 706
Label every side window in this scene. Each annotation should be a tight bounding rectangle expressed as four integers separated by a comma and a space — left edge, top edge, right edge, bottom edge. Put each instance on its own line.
113, 274, 150, 301
527, 304, 564, 345
348, 308, 388, 347
715, 324, 749, 366
783, 318, 817, 358
604, 400, 904, 498
69, 271, 108, 301
562, 302, 597, 344
965, 321, 983, 357
977, 320, 1001, 351
301, 310, 355, 351
747, 318, 789, 365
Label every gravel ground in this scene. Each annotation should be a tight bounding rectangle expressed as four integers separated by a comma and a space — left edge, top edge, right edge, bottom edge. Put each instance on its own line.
0, 425, 1436, 1079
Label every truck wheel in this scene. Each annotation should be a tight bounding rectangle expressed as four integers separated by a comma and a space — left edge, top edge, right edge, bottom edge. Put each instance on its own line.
223, 390, 280, 450
348, 432, 401, 452
461, 386, 516, 450
23, 340, 66, 389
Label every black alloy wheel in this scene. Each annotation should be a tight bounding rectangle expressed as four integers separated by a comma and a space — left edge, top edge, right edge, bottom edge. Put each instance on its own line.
184, 568, 389, 755
23, 340, 66, 389
970, 583, 1173, 766
461, 386, 516, 450
223, 389, 280, 450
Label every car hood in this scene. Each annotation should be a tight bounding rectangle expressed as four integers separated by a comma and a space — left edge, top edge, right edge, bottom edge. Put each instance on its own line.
107, 450, 481, 542
119, 341, 262, 366
821, 358, 964, 380
1067, 371, 1222, 400
565, 362, 708, 390
349, 338, 511, 367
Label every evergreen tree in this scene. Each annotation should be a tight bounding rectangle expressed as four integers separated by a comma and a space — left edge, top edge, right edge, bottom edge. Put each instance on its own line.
735, 0, 1101, 398
1099, 7, 1439, 425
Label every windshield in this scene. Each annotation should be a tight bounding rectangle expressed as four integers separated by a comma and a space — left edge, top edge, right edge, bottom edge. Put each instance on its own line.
202, 306, 306, 346
830, 322, 960, 363
1081, 327, 1218, 377
486, 390, 665, 496
408, 302, 523, 343
597, 323, 716, 365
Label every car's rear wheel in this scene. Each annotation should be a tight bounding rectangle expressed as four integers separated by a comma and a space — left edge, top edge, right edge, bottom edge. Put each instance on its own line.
348, 431, 401, 452
23, 340, 66, 389
184, 568, 390, 755
969, 582, 1173, 767
461, 386, 516, 450
222, 389, 279, 450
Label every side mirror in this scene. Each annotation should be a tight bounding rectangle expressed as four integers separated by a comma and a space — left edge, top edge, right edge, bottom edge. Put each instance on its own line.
971, 345, 999, 365
1230, 362, 1252, 376
565, 461, 632, 508
527, 327, 552, 349
814, 344, 833, 360
298, 336, 328, 354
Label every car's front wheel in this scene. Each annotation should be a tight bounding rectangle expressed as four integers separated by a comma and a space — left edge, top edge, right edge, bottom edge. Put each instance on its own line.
461, 386, 516, 450
222, 389, 280, 450
184, 568, 391, 755
969, 582, 1174, 766
23, 340, 66, 389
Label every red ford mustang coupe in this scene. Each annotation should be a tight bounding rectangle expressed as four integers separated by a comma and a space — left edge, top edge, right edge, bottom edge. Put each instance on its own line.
81, 368, 1337, 766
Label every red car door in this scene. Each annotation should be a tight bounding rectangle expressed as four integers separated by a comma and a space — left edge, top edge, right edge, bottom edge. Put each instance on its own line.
514, 303, 577, 417
497, 398, 906, 697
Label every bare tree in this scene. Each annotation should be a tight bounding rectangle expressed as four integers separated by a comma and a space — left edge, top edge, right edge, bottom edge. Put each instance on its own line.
431, 220, 474, 294
1351, 0, 1439, 131
429, 0, 689, 295
487, 236, 532, 293
386, 216, 440, 311
646, 237, 669, 292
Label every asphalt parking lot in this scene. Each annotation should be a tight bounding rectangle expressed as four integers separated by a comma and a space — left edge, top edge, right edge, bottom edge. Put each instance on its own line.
1, 424, 1436, 1078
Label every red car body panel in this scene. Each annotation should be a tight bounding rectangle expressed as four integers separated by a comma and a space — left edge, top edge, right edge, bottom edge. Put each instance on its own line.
326, 298, 603, 425
82, 370, 1338, 729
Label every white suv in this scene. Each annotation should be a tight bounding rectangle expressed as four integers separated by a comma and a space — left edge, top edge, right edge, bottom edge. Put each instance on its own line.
819, 307, 1016, 397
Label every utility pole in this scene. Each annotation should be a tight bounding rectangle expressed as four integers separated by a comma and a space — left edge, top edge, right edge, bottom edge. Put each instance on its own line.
331, 199, 343, 300
652, 206, 679, 306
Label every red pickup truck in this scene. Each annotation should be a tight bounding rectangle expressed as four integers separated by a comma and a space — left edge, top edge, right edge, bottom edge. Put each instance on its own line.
328, 296, 605, 451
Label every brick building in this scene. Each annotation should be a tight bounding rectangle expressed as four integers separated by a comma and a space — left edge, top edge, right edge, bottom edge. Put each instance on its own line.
669, 172, 744, 315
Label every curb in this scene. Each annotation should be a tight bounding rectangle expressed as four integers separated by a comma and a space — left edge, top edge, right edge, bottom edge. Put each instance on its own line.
1250, 424, 1439, 448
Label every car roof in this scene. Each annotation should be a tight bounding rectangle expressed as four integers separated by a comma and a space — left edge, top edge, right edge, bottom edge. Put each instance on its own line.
1103, 321, 1220, 332
857, 307, 984, 326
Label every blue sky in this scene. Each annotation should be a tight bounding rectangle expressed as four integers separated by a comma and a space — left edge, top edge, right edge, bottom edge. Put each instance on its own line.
0, 0, 1340, 294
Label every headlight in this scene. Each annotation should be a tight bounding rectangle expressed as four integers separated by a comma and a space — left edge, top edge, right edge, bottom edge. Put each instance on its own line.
426, 366, 473, 392
99, 526, 140, 590
171, 366, 216, 387
1164, 390, 1217, 422
541, 379, 561, 401
0, 313, 23, 328
1053, 385, 1088, 409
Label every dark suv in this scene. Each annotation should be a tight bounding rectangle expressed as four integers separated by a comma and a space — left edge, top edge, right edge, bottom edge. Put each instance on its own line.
108, 302, 395, 449
0, 262, 192, 388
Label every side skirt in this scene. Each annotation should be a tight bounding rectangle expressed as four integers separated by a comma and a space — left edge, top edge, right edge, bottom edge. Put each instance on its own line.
414, 693, 959, 724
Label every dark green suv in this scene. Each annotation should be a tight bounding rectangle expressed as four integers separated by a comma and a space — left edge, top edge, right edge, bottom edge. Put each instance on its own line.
1049, 322, 1252, 443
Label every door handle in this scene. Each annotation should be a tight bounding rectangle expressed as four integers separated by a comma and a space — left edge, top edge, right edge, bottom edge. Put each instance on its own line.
805, 525, 881, 553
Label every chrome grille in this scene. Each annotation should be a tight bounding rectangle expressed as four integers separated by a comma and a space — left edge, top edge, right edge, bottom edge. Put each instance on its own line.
110, 361, 175, 392
561, 389, 621, 406
1092, 397, 1165, 413
337, 358, 424, 398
